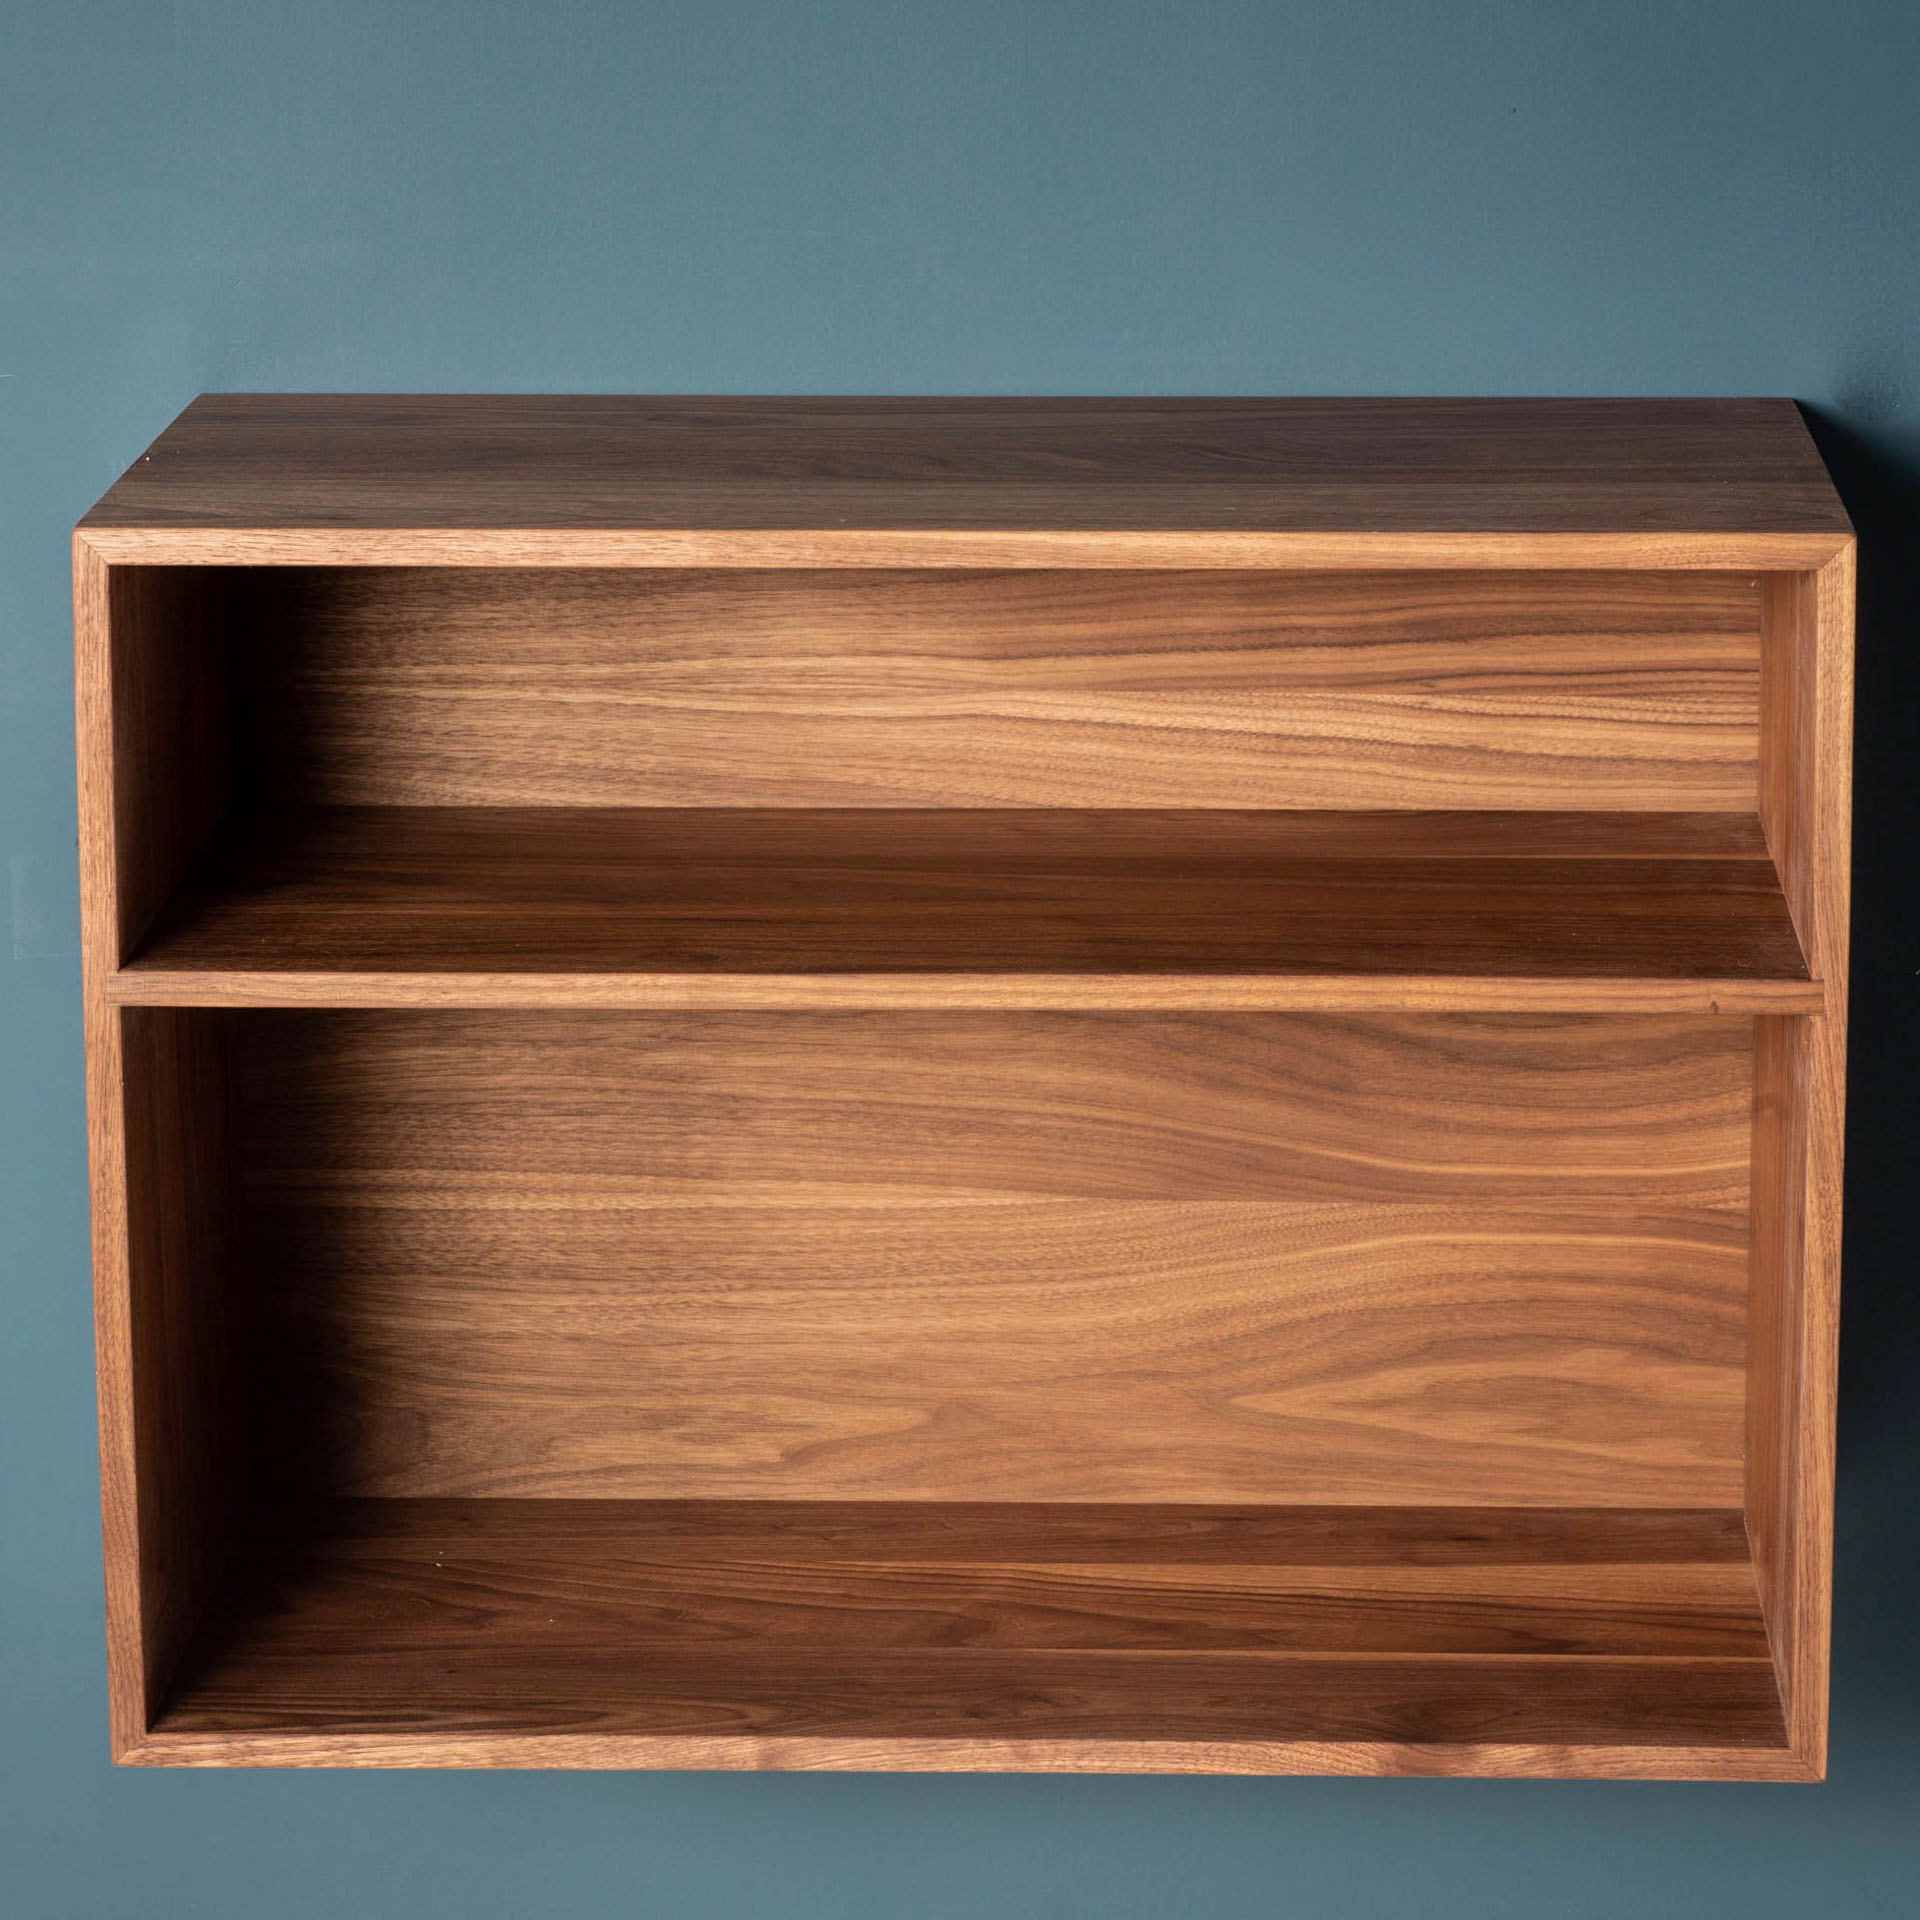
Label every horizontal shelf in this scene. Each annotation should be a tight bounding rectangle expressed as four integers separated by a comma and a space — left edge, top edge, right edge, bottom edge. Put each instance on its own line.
146, 1499, 1792, 1775
80, 395, 1853, 546
111, 807, 1820, 1013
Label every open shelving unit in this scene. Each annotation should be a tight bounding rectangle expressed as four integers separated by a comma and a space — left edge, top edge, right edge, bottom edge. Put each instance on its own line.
76, 396, 1852, 1775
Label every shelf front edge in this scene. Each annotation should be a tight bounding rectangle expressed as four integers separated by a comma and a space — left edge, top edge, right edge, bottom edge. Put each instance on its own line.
74, 527, 1854, 570
104, 969, 1828, 1014
121, 1728, 1816, 1780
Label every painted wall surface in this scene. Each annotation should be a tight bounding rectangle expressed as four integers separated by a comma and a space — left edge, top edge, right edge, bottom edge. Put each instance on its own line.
5, 5, 1919, 1914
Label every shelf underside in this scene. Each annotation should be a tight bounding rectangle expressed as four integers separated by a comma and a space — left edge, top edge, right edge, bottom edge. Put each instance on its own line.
114, 807, 1816, 1011
147, 1501, 1789, 1773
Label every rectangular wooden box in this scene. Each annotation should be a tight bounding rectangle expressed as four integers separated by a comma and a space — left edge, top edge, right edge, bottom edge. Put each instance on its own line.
75, 397, 1852, 1776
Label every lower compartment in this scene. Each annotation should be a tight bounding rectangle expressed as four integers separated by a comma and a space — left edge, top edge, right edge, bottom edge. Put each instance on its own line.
151, 1499, 1786, 1771
115, 1003, 1793, 1771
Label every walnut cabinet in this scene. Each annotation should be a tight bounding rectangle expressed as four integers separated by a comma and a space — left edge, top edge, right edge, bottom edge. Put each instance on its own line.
75, 397, 1852, 1775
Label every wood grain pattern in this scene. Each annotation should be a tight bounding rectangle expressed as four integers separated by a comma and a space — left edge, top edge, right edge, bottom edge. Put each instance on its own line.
174, 1501, 1770, 1658
98, 565, 229, 964
233, 567, 1762, 812
151, 1500, 1783, 1766
74, 540, 239, 1753
198, 1495, 1764, 1561
109, 1010, 243, 1729
75, 534, 146, 1756
234, 1008, 1756, 1205
109, 968, 1826, 1015
231, 1010, 1751, 1507
1748, 1014, 1810, 1734
118, 808, 1813, 1010
82, 527, 1854, 572
239, 1202, 1750, 1507
122, 1726, 1817, 1778
82, 395, 1849, 536
1748, 544, 1853, 1774
160, 1646, 1788, 1752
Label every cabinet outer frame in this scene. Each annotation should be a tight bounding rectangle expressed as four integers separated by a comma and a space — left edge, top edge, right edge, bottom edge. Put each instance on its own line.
72, 394, 1856, 1777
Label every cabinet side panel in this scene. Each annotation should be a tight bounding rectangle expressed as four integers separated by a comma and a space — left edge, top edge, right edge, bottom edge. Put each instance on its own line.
77, 544, 241, 1751
234, 568, 1761, 811
1752, 551, 1853, 1771
118, 1009, 244, 1722
105, 565, 230, 957
1748, 1017, 1808, 1745
76, 538, 143, 1750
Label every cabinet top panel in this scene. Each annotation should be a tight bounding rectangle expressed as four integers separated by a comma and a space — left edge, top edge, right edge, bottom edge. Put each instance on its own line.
80, 396, 1850, 549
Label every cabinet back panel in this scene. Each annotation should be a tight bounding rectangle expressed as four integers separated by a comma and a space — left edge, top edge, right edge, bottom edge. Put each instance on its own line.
233, 569, 1761, 811
232, 1011, 1751, 1507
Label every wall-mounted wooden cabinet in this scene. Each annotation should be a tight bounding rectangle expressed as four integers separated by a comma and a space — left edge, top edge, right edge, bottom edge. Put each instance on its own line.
75, 396, 1851, 1776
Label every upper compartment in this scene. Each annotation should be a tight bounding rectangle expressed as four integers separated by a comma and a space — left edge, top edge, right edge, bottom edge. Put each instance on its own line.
77, 397, 1849, 1010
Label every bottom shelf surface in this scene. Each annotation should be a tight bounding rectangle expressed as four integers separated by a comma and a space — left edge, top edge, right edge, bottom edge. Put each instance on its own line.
144, 1500, 1794, 1775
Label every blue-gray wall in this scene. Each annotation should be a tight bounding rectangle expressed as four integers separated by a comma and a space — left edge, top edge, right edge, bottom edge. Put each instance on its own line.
5, 5, 1919, 1915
